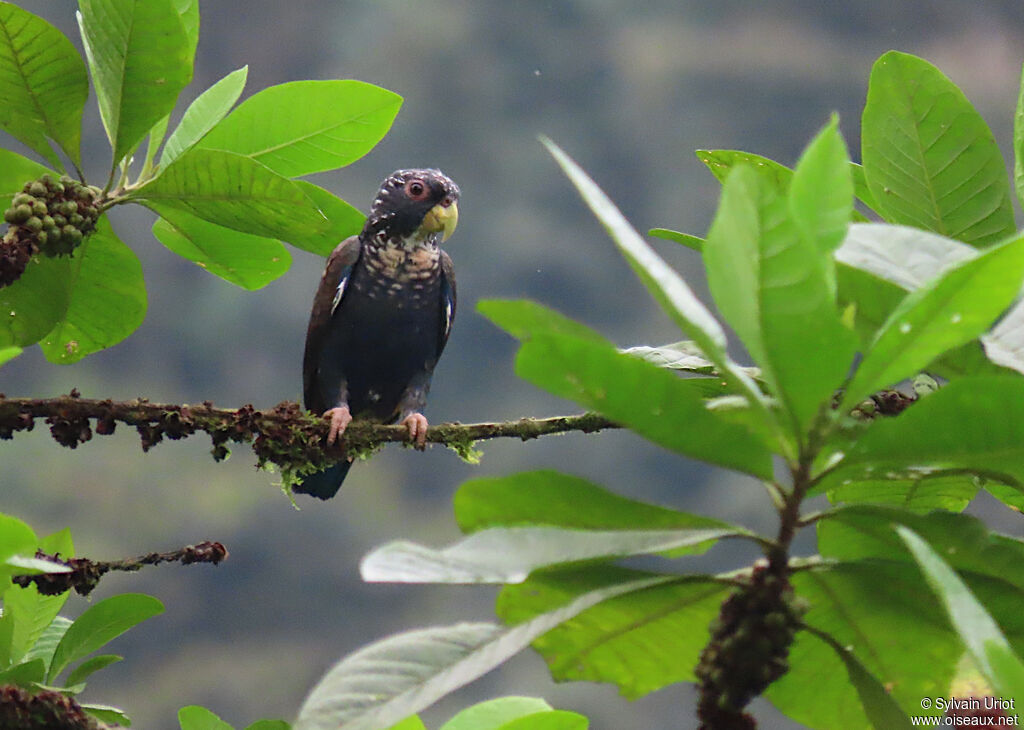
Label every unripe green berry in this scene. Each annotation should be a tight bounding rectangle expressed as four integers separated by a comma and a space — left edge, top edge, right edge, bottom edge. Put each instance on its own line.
61, 201, 77, 216
28, 181, 47, 197
36, 231, 48, 246
41, 215, 54, 230
13, 204, 32, 223
13, 193, 33, 207
31, 200, 47, 217
52, 214, 66, 227
69, 213, 83, 227
61, 224, 76, 238
25, 216, 42, 233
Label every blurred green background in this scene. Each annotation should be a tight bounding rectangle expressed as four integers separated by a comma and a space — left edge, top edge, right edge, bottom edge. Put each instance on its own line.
3, 1, 1024, 728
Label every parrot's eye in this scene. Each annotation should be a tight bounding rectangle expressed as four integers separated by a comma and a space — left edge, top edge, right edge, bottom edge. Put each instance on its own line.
405, 180, 428, 199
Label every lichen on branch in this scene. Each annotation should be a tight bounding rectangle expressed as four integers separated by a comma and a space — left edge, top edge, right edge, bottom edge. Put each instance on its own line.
0, 390, 619, 477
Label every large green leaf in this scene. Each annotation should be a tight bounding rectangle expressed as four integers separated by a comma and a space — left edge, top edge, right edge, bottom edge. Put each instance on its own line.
48, 593, 163, 682
361, 525, 747, 585
439, 697, 552, 730
479, 300, 773, 478
542, 139, 772, 426
817, 505, 1024, 590
497, 566, 729, 699
696, 148, 875, 217
841, 232, 1024, 408
39, 219, 147, 364
1015, 63, 1024, 212
454, 470, 733, 539
0, 149, 52, 197
0, 4, 88, 168
789, 116, 854, 259
826, 475, 979, 514
152, 209, 290, 290
178, 705, 232, 730
2, 582, 68, 668
287, 180, 365, 256
703, 163, 856, 435
861, 51, 1014, 247
0, 254, 70, 348
804, 627, 913, 730
78, 0, 193, 167
499, 712, 587, 730
0, 346, 20, 367
133, 148, 327, 241
293, 574, 670, 730
769, 561, 957, 728
197, 80, 402, 177
897, 526, 1017, 692
827, 378, 1024, 491
161, 66, 248, 168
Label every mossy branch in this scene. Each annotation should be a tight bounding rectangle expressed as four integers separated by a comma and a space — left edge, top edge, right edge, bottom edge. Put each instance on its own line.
12, 541, 228, 597
0, 390, 619, 474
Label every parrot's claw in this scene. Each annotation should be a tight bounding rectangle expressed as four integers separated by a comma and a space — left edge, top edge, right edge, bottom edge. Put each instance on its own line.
401, 412, 429, 450
324, 406, 352, 446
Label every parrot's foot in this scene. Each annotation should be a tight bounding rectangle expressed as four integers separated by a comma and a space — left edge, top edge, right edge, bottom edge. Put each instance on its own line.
401, 412, 429, 450
324, 406, 352, 445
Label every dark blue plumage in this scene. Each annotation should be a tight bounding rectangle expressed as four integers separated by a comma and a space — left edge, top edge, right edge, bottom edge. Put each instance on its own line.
296, 169, 459, 499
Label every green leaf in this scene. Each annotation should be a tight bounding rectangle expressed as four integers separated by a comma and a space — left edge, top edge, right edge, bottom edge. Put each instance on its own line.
0, 149, 52, 197
161, 66, 249, 168
178, 705, 233, 730
542, 138, 772, 425
986, 643, 1024, 713
696, 148, 875, 217
39, 219, 147, 364
0, 346, 20, 367
0, 658, 45, 687
22, 616, 71, 671
477, 299, 604, 343
244, 721, 291, 730
499, 712, 587, 730
83, 704, 132, 727
0, 3, 88, 168
620, 341, 759, 378
0, 251, 71, 349
861, 51, 1014, 247
769, 561, 957, 728
78, 0, 193, 166
828, 378, 1024, 490
293, 575, 670, 730
385, 717, 427, 730
788, 115, 853, 257
66, 654, 122, 687
287, 181, 366, 256
197, 80, 402, 177
49, 593, 163, 682
134, 148, 327, 241
0, 512, 37, 578
152, 210, 291, 290
896, 526, 1020, 702
1015, 63, 1024, 212
497, 566, 729, 699
827, 475, 979, 514
703, 164, 855, 435
836, 223, 976, 292
361, 525, 747, 585
454, 470, 733, 557
480, 301, 773, 478
439, 697, 552, 730
842, 232, 1024, 408
171, 0, 199, 61
817, 506, 1024, 590
2, 582, 68, 666
804, 626, 913, 730
647, 227, 702, 251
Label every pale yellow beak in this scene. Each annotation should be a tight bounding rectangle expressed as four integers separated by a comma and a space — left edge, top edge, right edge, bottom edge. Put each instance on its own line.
421, 200, 459, 242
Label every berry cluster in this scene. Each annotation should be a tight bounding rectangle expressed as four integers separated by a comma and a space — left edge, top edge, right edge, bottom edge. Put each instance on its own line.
0, 174, 101, 286
695, 562, 805, 729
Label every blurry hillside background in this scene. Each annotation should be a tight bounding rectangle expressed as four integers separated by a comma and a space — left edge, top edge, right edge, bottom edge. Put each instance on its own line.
4, 1, 1024, 728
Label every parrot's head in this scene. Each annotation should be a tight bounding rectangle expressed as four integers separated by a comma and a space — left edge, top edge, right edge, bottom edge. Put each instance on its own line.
365, 168, 460, 246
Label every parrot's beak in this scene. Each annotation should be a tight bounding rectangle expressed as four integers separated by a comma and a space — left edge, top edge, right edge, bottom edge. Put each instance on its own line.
422, 200, 459, 242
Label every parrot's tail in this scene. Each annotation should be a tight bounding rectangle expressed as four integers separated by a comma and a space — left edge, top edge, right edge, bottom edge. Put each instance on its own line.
293, 459, 353, 500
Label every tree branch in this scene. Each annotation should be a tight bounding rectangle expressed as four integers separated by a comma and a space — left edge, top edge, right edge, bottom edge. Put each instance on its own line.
0, 390, 619, 475
12, 541, 229, 597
